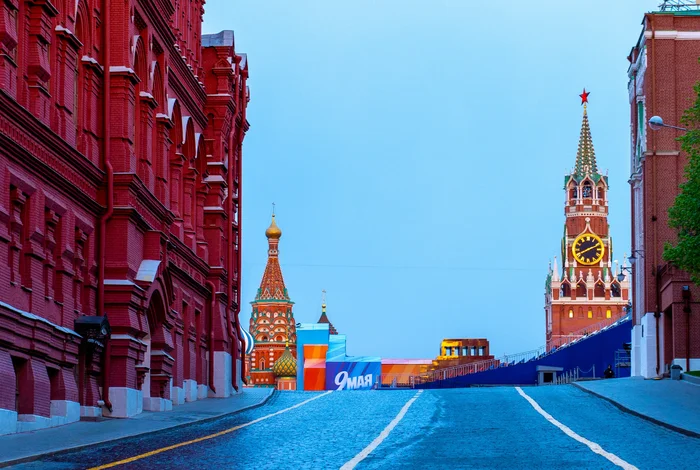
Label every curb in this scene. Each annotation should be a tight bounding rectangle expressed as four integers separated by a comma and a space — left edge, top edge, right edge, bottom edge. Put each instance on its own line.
572, 383, 700, 439
0, 389, 274, 469
681, 373, 700, 386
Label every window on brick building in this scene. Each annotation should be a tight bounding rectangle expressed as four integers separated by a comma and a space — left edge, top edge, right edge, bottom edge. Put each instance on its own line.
606, 309, 612, 319
577, 282, 587, 299
561, 282, 571, 298
568, 309, 574, 319
570, 184, 577, 201
597, 187, 605, 200
611, 283, 621, 298
582, 181, 592, 198
9, 187, 29, 287
594, 281, 605, 298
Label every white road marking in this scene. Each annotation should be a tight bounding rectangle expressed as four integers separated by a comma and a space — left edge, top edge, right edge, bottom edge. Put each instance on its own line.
341, 390, 424, 470
515, 387, 638, 470
89, 391, 333, 470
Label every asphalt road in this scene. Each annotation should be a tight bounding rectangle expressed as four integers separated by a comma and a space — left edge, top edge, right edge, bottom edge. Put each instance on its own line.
7, 386, 700, 469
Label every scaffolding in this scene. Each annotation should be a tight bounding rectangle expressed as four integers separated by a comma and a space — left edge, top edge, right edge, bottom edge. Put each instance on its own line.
659, 0, 700, 11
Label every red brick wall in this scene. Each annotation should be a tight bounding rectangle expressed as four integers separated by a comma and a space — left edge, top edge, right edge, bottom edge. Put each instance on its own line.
630, 13, 700, 364
0, 0, 249, 413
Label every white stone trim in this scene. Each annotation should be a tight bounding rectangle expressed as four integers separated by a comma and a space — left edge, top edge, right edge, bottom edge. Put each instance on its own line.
110, 334, 148, 346
151, 350, 175, 362
135, 259, 160, 282
103, 387, 143, 418
211, 351, 233, 398
16, 414, 52, 433
644, 30, 700, 40
183, 379, 198, 402
0, 409, 18, 436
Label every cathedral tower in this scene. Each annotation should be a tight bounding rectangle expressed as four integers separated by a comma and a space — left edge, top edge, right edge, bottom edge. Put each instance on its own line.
249, 212, 297, 387
544, 91, 630, 351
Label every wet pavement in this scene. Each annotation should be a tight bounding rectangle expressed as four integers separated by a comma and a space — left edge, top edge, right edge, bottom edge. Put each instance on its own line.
4, 385, 700, 469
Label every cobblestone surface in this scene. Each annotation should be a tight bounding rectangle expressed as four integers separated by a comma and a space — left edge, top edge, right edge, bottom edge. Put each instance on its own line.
5, 386, 700, 469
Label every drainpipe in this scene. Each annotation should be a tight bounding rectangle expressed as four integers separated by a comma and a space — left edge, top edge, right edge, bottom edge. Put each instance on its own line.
648, 13, 661, 377
683, 286, 691, 373
98, 0, 113, 413
205, 280, 217, 395
227, 126, 236, 392
232, 67, 248, 389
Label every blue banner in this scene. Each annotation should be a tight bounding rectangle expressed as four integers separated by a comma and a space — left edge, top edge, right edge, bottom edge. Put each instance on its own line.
325, 361, 381, 390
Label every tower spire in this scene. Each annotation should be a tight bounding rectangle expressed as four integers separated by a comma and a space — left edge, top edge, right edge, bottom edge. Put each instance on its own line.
574, 89, 599, 179
256, 211, 289, 300
317, 289, 338, 334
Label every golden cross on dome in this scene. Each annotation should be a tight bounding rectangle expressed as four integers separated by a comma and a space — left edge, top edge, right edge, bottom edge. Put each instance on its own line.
272, 202, 275, 216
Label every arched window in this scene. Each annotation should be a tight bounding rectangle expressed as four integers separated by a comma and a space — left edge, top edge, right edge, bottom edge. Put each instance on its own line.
73, 8, 86, 150
152, 61, 166, 203
570, 184, 578, 201
577, 282, 587, 299
560, 282, 571, 298
611, 282, 621, 298
168, 100, 184, 218
582, 181, 592, 198
133, 36, 149, 184
259, 358, 265, 370
594, 281, 605, 298
597, 187, 605, 200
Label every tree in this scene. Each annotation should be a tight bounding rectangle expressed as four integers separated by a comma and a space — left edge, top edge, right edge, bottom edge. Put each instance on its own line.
663, 81, 700, 285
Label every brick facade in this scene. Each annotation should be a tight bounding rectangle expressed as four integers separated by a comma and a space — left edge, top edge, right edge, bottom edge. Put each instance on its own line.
628, 11, 700, 378
0, 0, 249, 433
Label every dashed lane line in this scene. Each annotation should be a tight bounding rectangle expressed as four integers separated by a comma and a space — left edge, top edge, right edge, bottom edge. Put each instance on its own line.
88, 391, 333, 470
340, 390, 424, 470
515, 387, 638, 470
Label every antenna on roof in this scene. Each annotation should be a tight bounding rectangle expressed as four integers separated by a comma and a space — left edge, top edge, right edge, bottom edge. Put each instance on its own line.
658, 0, 700, 11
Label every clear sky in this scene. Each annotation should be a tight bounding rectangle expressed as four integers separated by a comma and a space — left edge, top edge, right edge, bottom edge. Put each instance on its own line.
203, 0, 661, 359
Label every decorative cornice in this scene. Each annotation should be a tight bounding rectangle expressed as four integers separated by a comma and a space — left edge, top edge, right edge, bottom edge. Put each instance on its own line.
0, 92, 104, 214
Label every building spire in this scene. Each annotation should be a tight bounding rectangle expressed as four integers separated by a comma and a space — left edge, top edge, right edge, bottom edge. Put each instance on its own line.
317, 289, 337, 334
574, 89, 599, 179
256, 211, 289, 300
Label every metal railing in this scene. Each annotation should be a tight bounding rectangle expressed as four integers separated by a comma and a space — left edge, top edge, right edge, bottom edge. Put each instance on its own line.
548, 312, 631, 351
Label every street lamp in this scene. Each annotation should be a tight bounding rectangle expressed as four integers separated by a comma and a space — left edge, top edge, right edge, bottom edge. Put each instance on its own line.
648, 116, 688, 132
617, 250, 644, 282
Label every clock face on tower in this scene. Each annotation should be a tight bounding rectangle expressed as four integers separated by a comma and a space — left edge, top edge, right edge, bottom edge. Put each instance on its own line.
572, 233, 605, 265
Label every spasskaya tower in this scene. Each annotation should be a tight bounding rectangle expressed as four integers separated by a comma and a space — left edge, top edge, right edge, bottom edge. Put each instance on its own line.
544, 90, 630, 351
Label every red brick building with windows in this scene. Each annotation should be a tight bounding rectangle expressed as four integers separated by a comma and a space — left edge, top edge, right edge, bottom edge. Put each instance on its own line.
0, 0, 249, 435
628, 4, 700, 378
544, 97, 630, 352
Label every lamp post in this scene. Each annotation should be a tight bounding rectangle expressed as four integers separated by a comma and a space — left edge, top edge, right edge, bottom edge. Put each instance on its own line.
648, 115, 688, 132
647, 115, 689, 376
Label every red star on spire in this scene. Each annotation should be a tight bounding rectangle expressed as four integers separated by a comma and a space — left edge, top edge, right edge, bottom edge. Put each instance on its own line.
580, 88, 590, 105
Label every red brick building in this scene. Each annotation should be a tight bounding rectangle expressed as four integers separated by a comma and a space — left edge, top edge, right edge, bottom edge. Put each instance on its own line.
0, 0, 249, 434
248, 214, 297, 389
544, 98, 630, 352
628, 5, 700, 378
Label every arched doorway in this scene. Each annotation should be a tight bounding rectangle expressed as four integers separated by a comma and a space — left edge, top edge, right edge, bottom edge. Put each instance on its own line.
140, 289, 173, 411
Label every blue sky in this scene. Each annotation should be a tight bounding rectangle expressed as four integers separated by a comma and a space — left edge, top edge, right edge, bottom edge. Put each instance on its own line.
203, 0, 661, 359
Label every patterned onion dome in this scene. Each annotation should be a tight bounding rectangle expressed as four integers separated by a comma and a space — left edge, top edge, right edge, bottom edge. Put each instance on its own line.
272, 345, 297, 378
265, 214, 282, 239
241, 328, 255, 355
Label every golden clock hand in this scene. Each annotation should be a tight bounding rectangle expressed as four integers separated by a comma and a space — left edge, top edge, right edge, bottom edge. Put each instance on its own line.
577, 245, 600, 256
